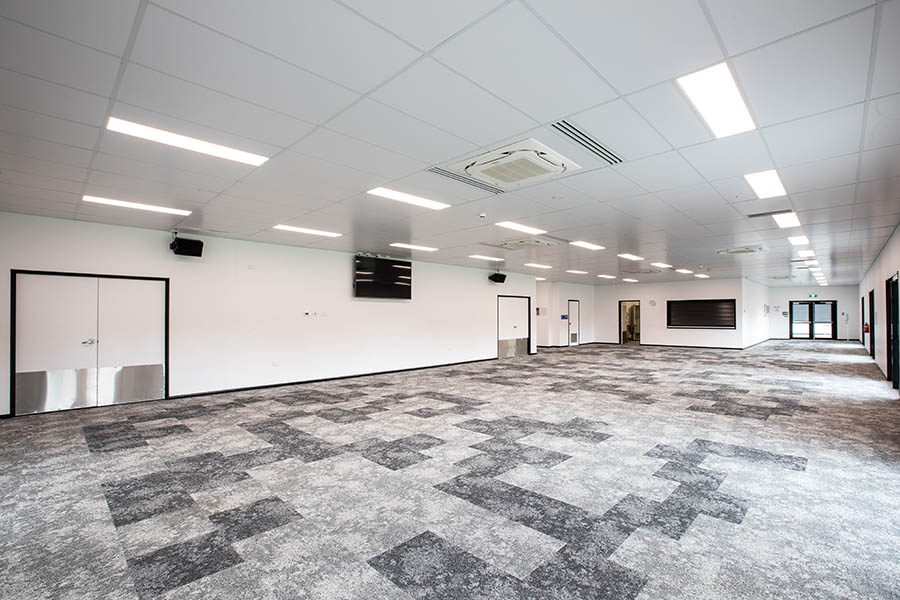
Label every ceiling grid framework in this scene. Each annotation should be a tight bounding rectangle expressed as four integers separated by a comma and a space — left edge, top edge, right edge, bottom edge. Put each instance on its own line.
0, 0, 898, 287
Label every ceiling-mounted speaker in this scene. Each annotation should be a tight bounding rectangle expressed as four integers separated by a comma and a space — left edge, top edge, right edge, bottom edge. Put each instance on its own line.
170, 236, 203, 257
488, 272, 507, 284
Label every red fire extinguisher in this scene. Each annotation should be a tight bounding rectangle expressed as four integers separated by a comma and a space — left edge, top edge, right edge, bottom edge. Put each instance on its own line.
864, 322, 870, 333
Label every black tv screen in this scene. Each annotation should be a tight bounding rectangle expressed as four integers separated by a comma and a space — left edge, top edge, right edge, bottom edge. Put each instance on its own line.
354, 255, 412, 299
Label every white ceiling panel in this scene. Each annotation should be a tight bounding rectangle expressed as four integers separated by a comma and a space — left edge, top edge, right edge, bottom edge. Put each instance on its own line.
733, 9, 875, 126
711, 176, 758, 203
0, 18, 120, 96
613, 151, 704, 192
560, 168, 648, 202
0, 151, 87, 183
0, 105, 100, 149
371, 58, 537, 147
152, 0, 419, 93
130, 6, 358, 124
568, 99, 671, 161
74, 204, 186, 231
340, 0, 504, 51
0, 68, 109, 126
528, 0, 722, 93
790, 184, 857, 211
291, 128, 427, 180
655, 183, 724, 211
389, 170, 496, 204
0, 167, 83, 194
84, 173, 215, 207
326, 98, 476, 164
852, 198, 900, 219
433, 2, 615, 122
225, 182, 338, 214
859, 144, 900, 180
507, 180, 594, 211
607, 194, 676, 219
705, 0, 874, 55
780, 153, 860, 193
242, 165, 366, 204
92, 152, 237, 195
680, 131, 773, 180
865, 92, 900, 150
763, 103, 864, 167
0, 131, 93, 168
797, 204, 855, 225
871, 0, 900, 98
625, 82, 713, 148
856, 176, 900, 203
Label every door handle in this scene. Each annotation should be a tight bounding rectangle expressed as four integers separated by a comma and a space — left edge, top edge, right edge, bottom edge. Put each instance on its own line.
81, 338, 97, 345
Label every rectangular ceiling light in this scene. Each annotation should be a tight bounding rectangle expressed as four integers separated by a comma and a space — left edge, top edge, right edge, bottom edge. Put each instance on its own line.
809, 267, 822, 273
675, 268, 693, 274
804, 260, 819, 267
469, 254, 504, 261
536, 277, 546, 281
819, 283, 829, 286
772, 210, 800, 228
797, 250, 815, 258
106, 117, 268, 166
366, 187, 450, 210
495, 221, 547, 235
570, 240, 605, 250
524, 263, 552, 269
788, 235, 809, 246
617, 253, 644, 261
744, 170, 787, 199
566, 270, 588, 274
82, 195, 191, 216
651, 262, 673, 269
597, 274, 616, 279
676, 62, 756, 138
273, 224, 342, 237
694, 273, 710, 279
390, 242, 438, 252
622, 278, 638, 283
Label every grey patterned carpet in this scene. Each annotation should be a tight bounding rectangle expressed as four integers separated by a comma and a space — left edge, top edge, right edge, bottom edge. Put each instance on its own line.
2, 340, 899, 600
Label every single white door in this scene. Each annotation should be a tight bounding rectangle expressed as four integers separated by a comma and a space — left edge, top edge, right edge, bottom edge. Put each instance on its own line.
97, 278, 167, 405
15, 274, 99, 414
498, 296, 529, 358
568, 300, 580, 346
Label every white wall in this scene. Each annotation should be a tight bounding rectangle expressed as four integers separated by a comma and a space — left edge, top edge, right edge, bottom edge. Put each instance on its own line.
0, 212, 536, 416
535, 281, 551, 346
741, 279, 770, 348
858, 223, 900, 376
538, 281, 595, 346
594, 279, 744, 348
764, 285, 860, 341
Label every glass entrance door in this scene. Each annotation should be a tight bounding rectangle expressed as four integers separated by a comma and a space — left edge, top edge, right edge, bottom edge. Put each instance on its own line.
791, 301, 836, 340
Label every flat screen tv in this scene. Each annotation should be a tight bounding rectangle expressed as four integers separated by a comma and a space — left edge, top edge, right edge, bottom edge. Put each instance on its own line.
667, 299, 736, 329
354, 255, 412, 299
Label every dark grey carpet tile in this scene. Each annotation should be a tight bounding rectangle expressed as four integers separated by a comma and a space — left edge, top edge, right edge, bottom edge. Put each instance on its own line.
602, 494, 662, 531
689, 439, 808, 471
102, 472, 195, 527
418, 391, 487, 407
165, 452, 250, 492
653, 461, 727, 491
275, 390, 350, 406
343, 434, 444, 470
224, 447, 288, 471
648, 485, 747, 540
315, 407, 373, 423
127, 531, 242, 600
139, 424, 192, 440
208, 497, 300, 543
241, 420, 342, 462
527, 547, 648, 600
83, 422, 147, 453
468, 439, 571, 470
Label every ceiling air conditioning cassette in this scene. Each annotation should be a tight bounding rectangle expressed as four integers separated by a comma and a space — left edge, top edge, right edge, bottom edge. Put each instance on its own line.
448, 138, 581, 190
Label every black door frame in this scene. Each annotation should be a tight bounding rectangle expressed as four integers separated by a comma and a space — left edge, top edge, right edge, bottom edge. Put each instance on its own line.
869, 289, 876, 358
567, 299, 580, 346
10, 269, 171, 417
861, 296, 865, 344
496, 294, 534, 357
886, 274, 899, 388
788, 300, 837, 340
618, 300, 640, 345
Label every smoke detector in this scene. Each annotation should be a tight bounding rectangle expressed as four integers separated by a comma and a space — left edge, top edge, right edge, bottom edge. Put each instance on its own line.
448, 138, 581, 190
716, 245, 764, 255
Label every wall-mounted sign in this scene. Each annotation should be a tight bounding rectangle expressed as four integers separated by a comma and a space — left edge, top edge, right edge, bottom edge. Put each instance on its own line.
561, 314, 568, 320
782, 311, 789, 317
809, 293, 818, 298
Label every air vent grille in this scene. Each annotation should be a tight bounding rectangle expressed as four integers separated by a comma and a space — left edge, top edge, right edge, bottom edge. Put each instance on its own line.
716, 245, 764, 255
551, 120, 622, 165
427, 167, 504, 194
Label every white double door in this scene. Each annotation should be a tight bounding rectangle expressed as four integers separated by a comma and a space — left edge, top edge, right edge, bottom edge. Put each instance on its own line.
15, 274, 166, 415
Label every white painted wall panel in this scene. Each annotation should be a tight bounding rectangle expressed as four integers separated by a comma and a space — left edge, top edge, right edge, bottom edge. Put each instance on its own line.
765, 285, 859, 341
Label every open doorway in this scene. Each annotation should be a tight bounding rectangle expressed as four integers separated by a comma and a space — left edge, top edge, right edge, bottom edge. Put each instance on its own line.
887, 275, 899, 389
567, 299, 580, 346
869, 289, 876, 358
619, 300, 640, 345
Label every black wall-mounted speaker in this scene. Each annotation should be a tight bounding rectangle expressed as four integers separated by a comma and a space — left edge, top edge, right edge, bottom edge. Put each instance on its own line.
488, 272, 507, 283
170, 236, 204, 257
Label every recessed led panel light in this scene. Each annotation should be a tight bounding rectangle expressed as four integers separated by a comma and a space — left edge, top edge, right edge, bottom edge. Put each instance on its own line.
469, 255, 504, 262
390, 242, 438, 252
495, 221, 547, 235
676, 62, 756, 138
597, 275, 616, 279
797, 250, 815, 258
82, 195, 191, 216
106, 117, 268, 166
819, 283, 829, 286
570, 241, 605, 250
536, 277, 546, 281
675, 268, 693, 274
366, 187, 450, 210
566, 270, 588, 274
524, 263, 552, 269
744, 170, 787, 199
273, 224, 342, 237
772, 211, 800, 228
617, 253, 644, 261
622, 278, 639, 283
788, 235, 809, 246
804, 260, 819, 267
694, 274, 710, 279
651, 262, 673, 269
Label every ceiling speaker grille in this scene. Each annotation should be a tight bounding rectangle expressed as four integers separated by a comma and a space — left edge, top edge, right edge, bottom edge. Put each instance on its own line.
427, 167, 504, 194
551, 120, 622, 165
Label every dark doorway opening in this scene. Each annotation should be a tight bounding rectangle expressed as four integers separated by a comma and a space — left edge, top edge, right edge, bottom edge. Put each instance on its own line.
869, 289, 876, 358
619, 300, 640, 345
886, 275, 899, 389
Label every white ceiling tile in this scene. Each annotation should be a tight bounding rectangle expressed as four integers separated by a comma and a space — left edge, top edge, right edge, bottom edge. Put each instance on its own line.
340, 0, 503, 51
84, 173, 215, 207
130, 5, 359, 124
680, 131, 772, 180
226, 182, 338, 213
655, 183, 724, 211
626, 82, 713, 148
0, 181, 80, 205
528, 0, 722, 93
371, 58, 537, 147
0, 167, 83, 194
0, 151, 87, 182
242, 166, 362, 204
116, 64, 315, 149
560, 168, 648, 201
865, 92, 900, 150
0, 131, 93, 167
711, 177, 757, 203
291, 128, 427, 180
780, 153, 860, 193
871, 0, 900, 98
74, 204, 187, 231
433, 2, 615, 122
92, 152, 238, 195
706, 0, 874, 55
763, 104, 864, 167
152, 0, 419, 93
508, 180, 594, 211
731, 196, 795, 216
259, 150, 387, 194
0, 68, 109, 126
0, 105, 100, 149
390, 170, 494, 203
568, 99, 671, 161
325, 98, 476, 164
733, 9, 875, 126
852, 198, 900, 218
607, 194, 674, 219
797, 205, 855, 225
790, 185, 857, 211
855, 176, 900, 203
613, 151, 704, 192
859, 144, 900, 180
